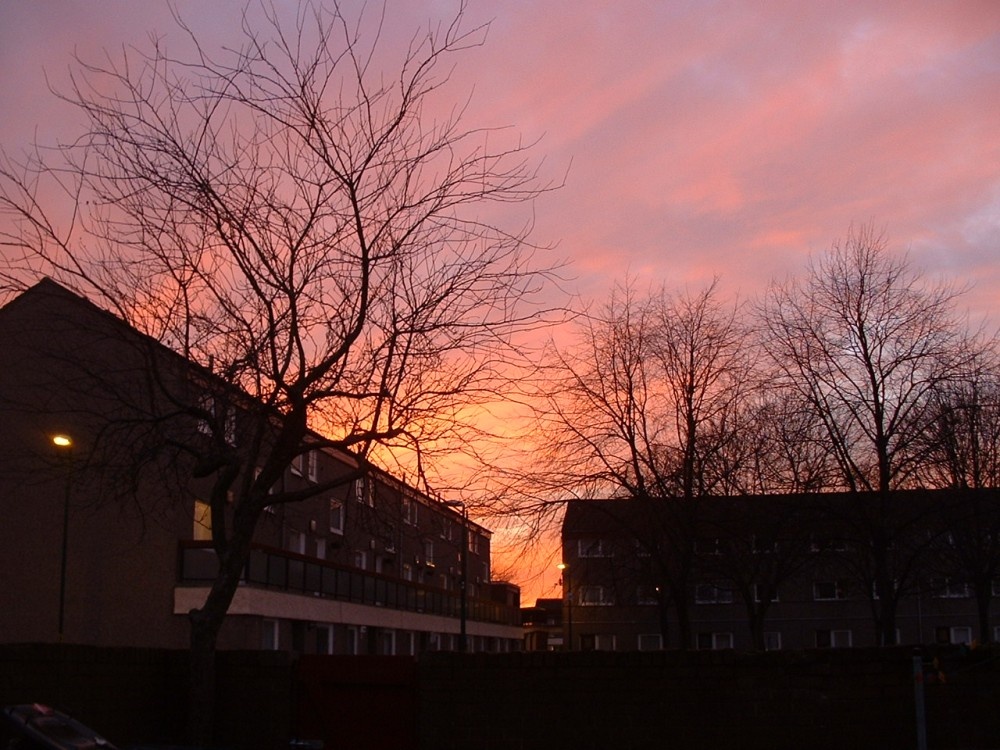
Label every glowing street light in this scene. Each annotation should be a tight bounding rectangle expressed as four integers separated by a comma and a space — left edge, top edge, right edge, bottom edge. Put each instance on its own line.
52, 434, 73, 640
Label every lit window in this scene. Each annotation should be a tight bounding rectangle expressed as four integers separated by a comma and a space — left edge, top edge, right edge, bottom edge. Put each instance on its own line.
193, 500, 212, 541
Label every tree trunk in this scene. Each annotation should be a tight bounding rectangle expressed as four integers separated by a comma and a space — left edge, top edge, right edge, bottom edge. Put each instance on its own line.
976, 584, 992, 644
188, 611, 219, 746
186, 526, 255, 744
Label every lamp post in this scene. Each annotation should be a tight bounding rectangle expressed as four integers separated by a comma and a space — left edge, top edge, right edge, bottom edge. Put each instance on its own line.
442, 500, 468, 653
558, 562, 572, 651
52, 433, 73, 640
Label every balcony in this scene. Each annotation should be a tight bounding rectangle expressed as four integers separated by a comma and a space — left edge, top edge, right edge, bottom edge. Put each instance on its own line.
178, 541, 519, 626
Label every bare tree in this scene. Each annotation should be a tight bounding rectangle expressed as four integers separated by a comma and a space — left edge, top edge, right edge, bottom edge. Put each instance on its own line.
759, 225, 980, 644
0, 2, 555, 740
540, 279, 753, 647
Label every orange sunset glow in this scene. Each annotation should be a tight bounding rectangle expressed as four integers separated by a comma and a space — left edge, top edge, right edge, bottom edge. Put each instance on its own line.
1, 1, 998, 606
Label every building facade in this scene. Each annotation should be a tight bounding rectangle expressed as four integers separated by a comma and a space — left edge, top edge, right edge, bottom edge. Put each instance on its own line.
560, 493, 1000, 652
0, 279, 520, 654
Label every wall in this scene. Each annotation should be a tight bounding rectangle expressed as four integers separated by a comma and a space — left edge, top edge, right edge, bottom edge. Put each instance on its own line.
0, 644, 294, 749
418, 647, 1000, 750
4, 644, 1000, 750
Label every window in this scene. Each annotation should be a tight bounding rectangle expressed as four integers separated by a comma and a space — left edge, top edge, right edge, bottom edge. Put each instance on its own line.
469, 533, 481, 555
813, 581, 848, 601
329, 498, 344, 534
947, 625, 972, 646
355, 477, 375, 507
262, 619, 280, 650
402, 563, 413, 582
872, 579, 898, 600
287, 531, 305, 555
196, 393, 214, 435
637, 585, 659, 605
314, 625, 333, 655
379, 630, 396, 656
346, 626, 360, 655
752, 535, 778, 554
423, 540, 435, 566
764, 632, 782, 651
193, 500, 212, 541
353, 550, 367, 570
578, 538, 610, 558
932, 578, 969, 599
578, 585, 613, 606
810, 535, 847, 553
307, 450, 318, 482
638, 634, 662, 651
292, 450, 317, 479
696, 632, 733, 651
403, 496, 418, 526
695, 583, 733, 604
580, 633, 616, 651
754, 584, 779, 603
439, 518, 453, 540
815, 629, 852, 648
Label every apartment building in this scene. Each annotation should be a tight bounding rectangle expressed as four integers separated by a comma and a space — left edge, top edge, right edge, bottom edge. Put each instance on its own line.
560, 492, 1000, 652
0, 279, 520, 654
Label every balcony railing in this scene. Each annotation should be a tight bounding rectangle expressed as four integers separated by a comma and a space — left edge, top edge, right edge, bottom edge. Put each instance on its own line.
178, 541, 519, 626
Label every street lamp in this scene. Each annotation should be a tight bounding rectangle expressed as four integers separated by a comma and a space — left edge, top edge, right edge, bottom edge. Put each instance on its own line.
558, 562, 573, 651
52, 434, 73, 640
442, 500, 468, 653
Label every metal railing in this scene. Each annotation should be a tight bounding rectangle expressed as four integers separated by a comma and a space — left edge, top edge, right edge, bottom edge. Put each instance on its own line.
178, 541, 519, 625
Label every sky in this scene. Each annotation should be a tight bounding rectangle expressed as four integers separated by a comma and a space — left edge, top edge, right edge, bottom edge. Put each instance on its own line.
2, 0, 999, 602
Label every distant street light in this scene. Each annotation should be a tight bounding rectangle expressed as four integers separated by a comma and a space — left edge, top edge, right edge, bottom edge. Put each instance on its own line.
442, 500, 468, 653
558, 562, 573, 651
52, 434, 73, 640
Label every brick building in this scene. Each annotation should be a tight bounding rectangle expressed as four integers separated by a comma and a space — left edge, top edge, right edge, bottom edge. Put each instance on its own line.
0, 279, 520, 653
560, 492, 1000, 651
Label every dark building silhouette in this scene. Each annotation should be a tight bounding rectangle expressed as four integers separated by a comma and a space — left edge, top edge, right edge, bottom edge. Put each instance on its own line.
560, 492, 1000, 651
521, 597, 564, 651
0, 279, 520, 653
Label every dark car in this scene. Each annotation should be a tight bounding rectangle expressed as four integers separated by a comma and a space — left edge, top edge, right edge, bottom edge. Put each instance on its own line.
1, 704, 117, 750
